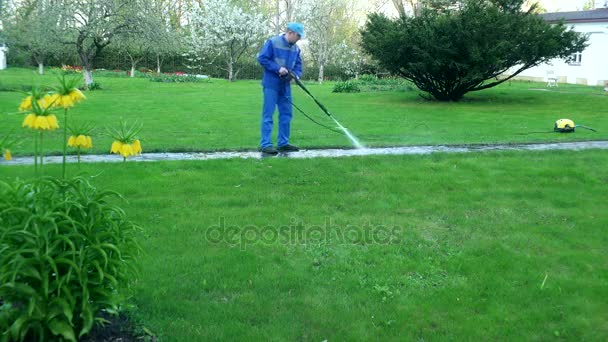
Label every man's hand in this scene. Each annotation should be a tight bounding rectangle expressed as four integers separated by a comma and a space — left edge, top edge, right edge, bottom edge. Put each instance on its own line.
278, 67, 288, 76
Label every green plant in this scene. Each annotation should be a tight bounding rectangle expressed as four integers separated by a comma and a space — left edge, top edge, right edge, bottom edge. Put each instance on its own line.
358, 74, 380, 84
332, 80, 361, 93
0, 176, 141, 342
360, 0, 588, 101
108, 119, 143, 161
355, 75, 414, 92
147, 73, 206, 83
86, 82, 102, 91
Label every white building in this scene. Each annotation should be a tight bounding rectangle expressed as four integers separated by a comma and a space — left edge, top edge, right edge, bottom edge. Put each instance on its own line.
0, 44, 7, 70
512, 8, 608, 86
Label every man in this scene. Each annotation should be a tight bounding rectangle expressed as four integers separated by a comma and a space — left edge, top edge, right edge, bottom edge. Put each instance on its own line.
257, 22, 304, 154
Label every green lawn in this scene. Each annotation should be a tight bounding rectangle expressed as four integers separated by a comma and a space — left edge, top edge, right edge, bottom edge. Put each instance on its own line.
1, 67, 607, 156
1, 151, 607, 341
1, 68, 607, 341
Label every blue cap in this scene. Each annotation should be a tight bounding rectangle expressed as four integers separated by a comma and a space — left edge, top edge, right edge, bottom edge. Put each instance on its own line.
287, 22, 305, 38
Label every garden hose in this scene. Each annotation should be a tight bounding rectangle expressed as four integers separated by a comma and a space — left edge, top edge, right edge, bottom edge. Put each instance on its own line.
289, 100, 342, 134
289, 72, 334, 119
519, 118, 597, 134
282, 71, 342, 134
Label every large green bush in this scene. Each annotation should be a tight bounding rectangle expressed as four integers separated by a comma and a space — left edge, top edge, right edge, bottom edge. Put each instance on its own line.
360, 0, 588, 101
0, 177, 141, 342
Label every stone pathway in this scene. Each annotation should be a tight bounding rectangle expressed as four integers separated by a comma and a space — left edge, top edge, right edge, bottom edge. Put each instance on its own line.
3, 141, 607, 166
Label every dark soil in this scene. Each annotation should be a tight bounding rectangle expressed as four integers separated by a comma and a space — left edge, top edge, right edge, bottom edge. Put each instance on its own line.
0, 302, 153, 342
80, 312, 154, 342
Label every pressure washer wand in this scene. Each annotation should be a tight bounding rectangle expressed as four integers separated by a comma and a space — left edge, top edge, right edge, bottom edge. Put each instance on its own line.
289, 71, 333, 118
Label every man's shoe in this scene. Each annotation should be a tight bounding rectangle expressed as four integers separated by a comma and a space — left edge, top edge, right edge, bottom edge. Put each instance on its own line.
260, 146, 279, 155
277, 144, 299, 152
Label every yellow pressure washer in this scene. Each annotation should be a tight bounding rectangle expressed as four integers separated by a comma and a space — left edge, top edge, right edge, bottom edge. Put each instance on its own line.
520, 119, 597, 135
554, 119, 596, 133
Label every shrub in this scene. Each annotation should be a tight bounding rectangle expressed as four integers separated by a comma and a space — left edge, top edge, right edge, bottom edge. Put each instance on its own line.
332, 80, 361, 93
0, 177, 141, 341
357, 75, 413, 91
361, 0, 588, 101
147, 73, 207, 83
91, 70, 129, 78
87, 82, 102, 91
358, 74, 380, 84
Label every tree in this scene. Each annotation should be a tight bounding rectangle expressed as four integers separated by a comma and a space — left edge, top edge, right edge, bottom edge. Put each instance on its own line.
114, 3, 179, 77
300, 0, 359, 83
582, 0, 608, 10
0, 0, 6, 44
59, 0, 138, 87
391, 0, 458, 17
259, 0, 305, 34
360, 0, 588, 101
185, 0, 268, 81
114, 30, 150, 78
148, 0, 182, 73
334, 40, 367, 79
3, 0, 62, 74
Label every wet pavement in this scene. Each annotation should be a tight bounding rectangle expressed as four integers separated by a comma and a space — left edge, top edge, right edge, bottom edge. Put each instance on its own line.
3, 141, 608, 166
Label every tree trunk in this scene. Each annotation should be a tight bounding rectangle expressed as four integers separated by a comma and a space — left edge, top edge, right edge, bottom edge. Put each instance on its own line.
228, 60, 234, 82
38, 63, 44, 75
286, 0, 294, 23
156, 54, 161, 74
84, 68, 94, 87
131, 64, 136, 78
392, 0, 407, 18
318, 64, 324, 84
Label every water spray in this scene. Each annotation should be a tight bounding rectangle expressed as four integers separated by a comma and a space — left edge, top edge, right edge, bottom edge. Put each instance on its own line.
288, 72, 364, 149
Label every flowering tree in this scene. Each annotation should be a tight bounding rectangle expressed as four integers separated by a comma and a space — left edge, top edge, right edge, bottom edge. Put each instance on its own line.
255, 0, 307, 34
186, 0, 268, 81
299, 0, 359, 83
334, 40, 367, 79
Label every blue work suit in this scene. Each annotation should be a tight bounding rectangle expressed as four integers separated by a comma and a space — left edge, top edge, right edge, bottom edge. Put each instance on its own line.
257, 34, 303, 148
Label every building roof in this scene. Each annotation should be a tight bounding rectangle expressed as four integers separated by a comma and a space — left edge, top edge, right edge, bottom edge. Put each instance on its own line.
540, 8, 608, 23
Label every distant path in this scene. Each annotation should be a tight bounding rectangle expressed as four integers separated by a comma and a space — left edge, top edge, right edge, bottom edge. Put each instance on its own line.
3, 141, 608, 166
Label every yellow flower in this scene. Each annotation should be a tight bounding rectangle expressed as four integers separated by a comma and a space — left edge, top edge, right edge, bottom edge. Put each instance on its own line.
40, 94, 57, 109
46, 115, 59, 129
22, 114, 36, 128
110, 141, 141, 158
132, 139, 142, 154
76, 135, 87, 147
69, 134, 93, 148
111, 141, 123, 154
120, 144, 134, 158
3, 149, 11, 161
18, 96, 33, 111
68, 89, 86, 103
57, 95, 75, 109
34, 116, 50, 130
18, 95, 55, 111
22, 114, 59, 131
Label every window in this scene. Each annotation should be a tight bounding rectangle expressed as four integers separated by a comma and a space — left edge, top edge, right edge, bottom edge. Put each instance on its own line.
569, 52, 582, 66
